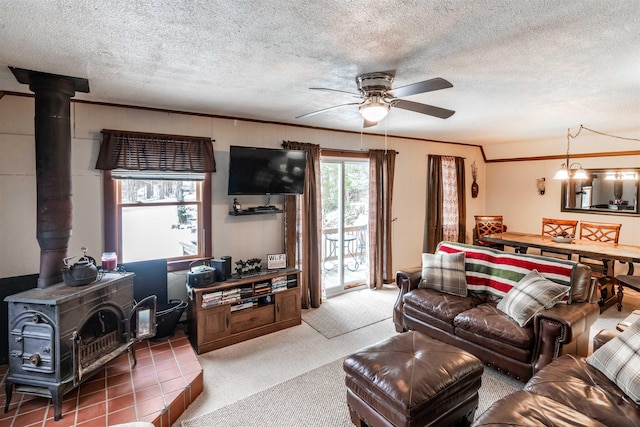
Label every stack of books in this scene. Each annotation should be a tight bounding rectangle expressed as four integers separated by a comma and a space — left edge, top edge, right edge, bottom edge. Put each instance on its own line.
271, 276, 288, 293
239, 286, 253, 299
231, 298, 258, 312
222, 288, 241, 304
254, 280, 271, 296
201, 291, 222, 307
201, 288, 241, 308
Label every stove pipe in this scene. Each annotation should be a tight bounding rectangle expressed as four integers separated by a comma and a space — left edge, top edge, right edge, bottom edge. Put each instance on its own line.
10, 68, 89, 288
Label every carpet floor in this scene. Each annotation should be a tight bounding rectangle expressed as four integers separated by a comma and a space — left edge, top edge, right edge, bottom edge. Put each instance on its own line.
182, 357, 520, 427
302, 287, 396, 338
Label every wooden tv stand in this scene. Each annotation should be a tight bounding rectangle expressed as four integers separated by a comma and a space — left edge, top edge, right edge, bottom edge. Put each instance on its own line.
187, 268, 301, 354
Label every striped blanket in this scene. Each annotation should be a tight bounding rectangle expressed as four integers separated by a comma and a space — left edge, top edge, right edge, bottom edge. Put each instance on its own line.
437, 241, 576, 300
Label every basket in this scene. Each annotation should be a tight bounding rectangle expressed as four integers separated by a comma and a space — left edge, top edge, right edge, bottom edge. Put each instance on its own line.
153, 299, 188, 340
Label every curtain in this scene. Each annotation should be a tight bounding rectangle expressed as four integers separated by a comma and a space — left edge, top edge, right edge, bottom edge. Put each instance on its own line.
96, 129, 216, 172
368, 149, 396, 289
283, 141, 322, 309
424, 155, 466, 253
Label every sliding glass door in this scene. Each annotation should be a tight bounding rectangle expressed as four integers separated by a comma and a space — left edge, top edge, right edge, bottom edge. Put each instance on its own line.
321, 156, 369, 296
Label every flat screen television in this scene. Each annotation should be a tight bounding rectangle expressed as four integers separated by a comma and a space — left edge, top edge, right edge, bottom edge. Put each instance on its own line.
228, 146, 307, 195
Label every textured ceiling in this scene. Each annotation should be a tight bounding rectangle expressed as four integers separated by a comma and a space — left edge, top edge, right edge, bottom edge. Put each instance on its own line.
1, 0, 639, 155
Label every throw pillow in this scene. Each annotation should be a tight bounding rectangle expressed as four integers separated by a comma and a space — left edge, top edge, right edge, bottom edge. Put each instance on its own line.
586, 319, 640, 404
496, 269, 570, 327
419, 252, 467, 296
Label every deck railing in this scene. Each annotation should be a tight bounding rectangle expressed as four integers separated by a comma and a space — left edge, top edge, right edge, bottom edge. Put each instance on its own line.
322, 225, 367, 271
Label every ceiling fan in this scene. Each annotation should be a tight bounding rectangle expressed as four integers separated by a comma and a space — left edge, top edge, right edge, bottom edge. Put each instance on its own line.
296, 72, 455, 128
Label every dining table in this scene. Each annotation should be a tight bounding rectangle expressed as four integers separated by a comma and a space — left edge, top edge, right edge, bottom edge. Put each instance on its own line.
483, 231, 640, 311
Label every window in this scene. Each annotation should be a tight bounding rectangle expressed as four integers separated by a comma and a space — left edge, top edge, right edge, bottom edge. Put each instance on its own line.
97, 130, 215, 271
103, 171, 211, 271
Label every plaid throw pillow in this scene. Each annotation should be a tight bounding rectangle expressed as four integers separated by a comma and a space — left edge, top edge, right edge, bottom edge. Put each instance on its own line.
496, 269, 570, 327
419, 252, 467, 296
586, 319, 640, 404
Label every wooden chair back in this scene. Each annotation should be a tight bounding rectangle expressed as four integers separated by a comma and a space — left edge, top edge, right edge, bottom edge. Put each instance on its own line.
474, 215, 506, 248
541, 218, 578, 237
540, 218, 579, 259
579, 221, 621, 243
578, 221, 622, 307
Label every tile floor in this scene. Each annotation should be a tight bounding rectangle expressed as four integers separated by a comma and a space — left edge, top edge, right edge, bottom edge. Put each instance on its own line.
0, 328, 202, 427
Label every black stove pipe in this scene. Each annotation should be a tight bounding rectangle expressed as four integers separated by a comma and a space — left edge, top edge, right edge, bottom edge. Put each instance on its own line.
10, 67, 89, 287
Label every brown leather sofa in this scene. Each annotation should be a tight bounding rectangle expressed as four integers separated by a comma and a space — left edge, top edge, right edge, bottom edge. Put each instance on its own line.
394, 242, 600, 382
472, 330, 640, 427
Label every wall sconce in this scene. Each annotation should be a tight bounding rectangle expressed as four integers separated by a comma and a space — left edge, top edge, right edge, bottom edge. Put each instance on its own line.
536, 178, 546, 195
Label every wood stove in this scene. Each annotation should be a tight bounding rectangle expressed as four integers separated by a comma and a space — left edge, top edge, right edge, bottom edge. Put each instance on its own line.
3, 272, 156, 421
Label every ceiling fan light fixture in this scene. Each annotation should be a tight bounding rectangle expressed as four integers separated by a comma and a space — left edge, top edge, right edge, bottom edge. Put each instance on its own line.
298, 73, 455, 122
359, 101, 389, 122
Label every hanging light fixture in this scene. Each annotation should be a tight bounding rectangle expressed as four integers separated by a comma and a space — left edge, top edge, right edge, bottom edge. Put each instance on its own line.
553, 164, 570, 180
571, 165, 587, 180
359, 96, 389, 123
553, 125, 640, 180
553, 127, 587, 180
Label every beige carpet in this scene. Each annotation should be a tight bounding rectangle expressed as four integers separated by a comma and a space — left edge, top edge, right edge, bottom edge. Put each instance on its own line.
302, 288, 397, 338
182, 357, 521, 427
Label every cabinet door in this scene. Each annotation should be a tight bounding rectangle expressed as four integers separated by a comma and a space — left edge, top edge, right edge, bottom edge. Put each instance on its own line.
198, 304, 231, 344
275, 289, 300, 322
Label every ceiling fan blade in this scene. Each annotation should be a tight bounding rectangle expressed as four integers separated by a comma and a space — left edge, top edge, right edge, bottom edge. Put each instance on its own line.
386, 77, 453, 98
295, 102, 361, 119
309, 87, 362, 98
393, 99, 455, 119
363, 119, 377, 128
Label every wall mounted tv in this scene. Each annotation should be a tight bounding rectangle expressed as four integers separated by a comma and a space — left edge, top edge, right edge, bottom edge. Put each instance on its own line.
228, 146, 307, 195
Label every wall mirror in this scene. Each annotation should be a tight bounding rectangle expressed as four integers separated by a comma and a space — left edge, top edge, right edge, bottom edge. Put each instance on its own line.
561, 168, 639, 216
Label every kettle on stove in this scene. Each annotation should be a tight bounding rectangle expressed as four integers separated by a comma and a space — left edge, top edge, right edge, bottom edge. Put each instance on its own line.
62, 247, 99, 286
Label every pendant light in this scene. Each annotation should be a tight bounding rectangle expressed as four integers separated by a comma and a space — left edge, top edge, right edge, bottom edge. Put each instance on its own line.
553, 128, 587, 180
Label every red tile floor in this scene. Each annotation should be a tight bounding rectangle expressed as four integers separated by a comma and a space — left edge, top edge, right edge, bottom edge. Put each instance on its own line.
0, 329, 202, 427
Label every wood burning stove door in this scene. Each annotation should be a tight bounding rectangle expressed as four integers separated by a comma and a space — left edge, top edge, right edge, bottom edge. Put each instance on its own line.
72, 295, 157, 385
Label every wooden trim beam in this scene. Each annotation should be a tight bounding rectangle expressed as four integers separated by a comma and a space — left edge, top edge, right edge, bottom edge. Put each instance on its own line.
3, 92, 636, 163
486, 150, 640, 163
1, 90, 480, 149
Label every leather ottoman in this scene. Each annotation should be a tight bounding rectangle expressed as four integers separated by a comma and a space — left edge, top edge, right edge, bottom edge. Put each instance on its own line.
343, 331, 484, 427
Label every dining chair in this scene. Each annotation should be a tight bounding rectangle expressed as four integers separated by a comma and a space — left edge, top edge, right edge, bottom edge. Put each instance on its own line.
541, 218, 579, 259
473, 215, 507, 250
579, 221, 621, 243
578, 221, 622, 308
541, 218, 579, 237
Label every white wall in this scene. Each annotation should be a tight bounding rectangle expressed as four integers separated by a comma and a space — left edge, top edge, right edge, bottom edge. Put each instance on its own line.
0, 94, 483, 299
486, 158, 640, 243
